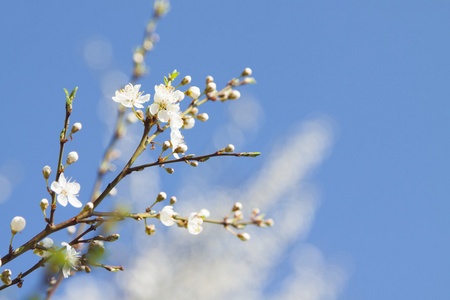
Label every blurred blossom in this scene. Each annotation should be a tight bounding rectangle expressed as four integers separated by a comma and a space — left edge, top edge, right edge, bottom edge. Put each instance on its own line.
83, 36, 113, 70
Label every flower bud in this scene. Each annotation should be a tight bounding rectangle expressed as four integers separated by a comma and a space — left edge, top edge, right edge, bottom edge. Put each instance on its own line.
228, 90, 241, 100
190, 107, 199, 115
81, 202, 94, 213
233, 202, 242, 211
145, 224, 156, 236
206, 75, 214, 83
180, 75, 191, 86
265, 218, 274, 227
241, 67, 252, 76
199, 208, 210, 218
162, 141, 171, 151
237, 232, 251, 241
187, 86, 201, 99
234, 210, 243, 220
175, 144, 188, 154
66, 151, 79, 165
109, 187, 118, 197
225, 144, 235, 153
136, 110, 144, 120
156, 192, 167, 202
197, 113, 209, 122
190, 161, 198, 167
42, 165, 52, 179
169, 196, 177, 205
71, 122, 82, 133
126, 112, 139, 123
166, 168, 174, 174
40, 198, 49, 211
252, 208, 261, 215
205, 82, 216, 93
183, 117, 195, 130
133, 51, 144, 64
11, 216, 26, 234
67, 226, 76, 235
243, 77, 256, 84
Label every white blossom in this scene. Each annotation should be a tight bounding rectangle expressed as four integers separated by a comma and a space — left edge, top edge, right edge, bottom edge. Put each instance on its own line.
149, 84, 184, 122
10, 216, 26, 233
51, 173, 82, 208
198, 209, 210, 218
61, 242, 80, 278
187, 212, 204, 235
112, 83, 150, 109
160, 206, 175, 226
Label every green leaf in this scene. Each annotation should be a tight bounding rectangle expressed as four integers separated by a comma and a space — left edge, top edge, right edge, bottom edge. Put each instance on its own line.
69, 86, 78, 100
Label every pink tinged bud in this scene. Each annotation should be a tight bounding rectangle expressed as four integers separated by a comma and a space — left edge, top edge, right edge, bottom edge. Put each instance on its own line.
156, 192, 167, 202
66, 151, 79, 165
225, 144, 235, 152
228, 90, 241, 100
242, 67, 252, 76
71, 122, 82, 133
11, 216, 26, 233
181, 76, 191, 86
42, 165, 51, 179
197, 113, 209, 122
237, 232, 251, 241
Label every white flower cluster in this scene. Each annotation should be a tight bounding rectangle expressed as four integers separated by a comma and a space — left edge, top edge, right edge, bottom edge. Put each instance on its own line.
150, 84, 186, 157
113, 83, 191, 158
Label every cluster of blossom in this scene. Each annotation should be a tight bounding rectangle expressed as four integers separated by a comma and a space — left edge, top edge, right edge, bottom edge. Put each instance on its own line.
1, 68, 265, 291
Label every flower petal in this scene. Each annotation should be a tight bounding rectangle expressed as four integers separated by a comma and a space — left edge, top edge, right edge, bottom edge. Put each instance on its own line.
67, 195, 82, 208
57, 195, 68, 207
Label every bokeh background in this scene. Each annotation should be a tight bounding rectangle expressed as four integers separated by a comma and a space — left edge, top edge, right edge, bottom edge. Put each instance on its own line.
1, 1, 450, 299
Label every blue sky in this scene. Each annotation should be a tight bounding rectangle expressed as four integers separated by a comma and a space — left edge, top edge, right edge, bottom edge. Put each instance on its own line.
1, 1, 450, 299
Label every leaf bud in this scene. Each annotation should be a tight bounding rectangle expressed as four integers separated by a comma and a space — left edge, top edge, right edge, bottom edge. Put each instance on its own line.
105, 234, 120, 242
